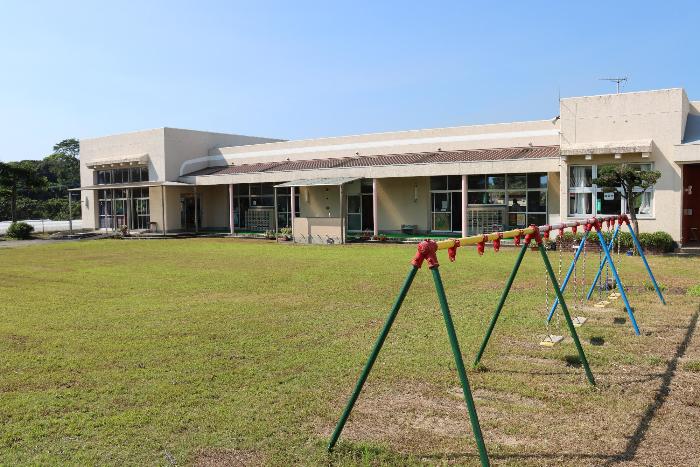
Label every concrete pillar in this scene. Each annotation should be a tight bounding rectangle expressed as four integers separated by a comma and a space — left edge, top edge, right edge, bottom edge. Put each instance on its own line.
161, 185, 166, 236
229, 183, 235, 235
339, 184, 344, 244
290, 186, 296, 237
194, 185, 199, 233
68, 191, 73, 234
461, 174, 467, 237
372, 178, 379, 237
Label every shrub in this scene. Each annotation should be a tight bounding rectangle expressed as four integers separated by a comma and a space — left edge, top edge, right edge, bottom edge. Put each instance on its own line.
687, 284, 700, 297
638, 231, 675, 253
5, 221, 34, 239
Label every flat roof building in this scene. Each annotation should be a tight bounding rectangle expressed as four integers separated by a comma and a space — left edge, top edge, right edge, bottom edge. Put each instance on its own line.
78, 88, 700, 245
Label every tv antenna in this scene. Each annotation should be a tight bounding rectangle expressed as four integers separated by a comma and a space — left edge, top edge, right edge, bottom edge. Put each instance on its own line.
599, 77, 628, 94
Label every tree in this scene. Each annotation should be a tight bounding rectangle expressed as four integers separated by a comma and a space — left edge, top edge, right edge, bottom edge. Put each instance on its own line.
593, 164, 661, 236
0, 162, 47, 222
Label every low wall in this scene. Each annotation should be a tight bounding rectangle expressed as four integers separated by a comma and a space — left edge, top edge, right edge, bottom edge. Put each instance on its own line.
293, 217, 343, 244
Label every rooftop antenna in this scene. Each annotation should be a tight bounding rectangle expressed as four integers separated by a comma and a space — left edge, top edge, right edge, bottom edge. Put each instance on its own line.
599, 77, 628, 94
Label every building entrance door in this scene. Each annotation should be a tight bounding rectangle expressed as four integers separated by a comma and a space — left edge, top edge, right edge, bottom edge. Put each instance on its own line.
682, 163, 700, 244
180, 194, 200, 231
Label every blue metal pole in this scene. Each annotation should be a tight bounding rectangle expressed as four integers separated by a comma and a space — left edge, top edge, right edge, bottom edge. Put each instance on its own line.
595, 227, 640, 335
547, 230, 590, 322
626, 222, 666, 305
586, 222, 621, 300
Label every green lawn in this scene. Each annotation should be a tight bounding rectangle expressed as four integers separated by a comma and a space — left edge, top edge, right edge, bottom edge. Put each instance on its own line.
1, 239, 699, 465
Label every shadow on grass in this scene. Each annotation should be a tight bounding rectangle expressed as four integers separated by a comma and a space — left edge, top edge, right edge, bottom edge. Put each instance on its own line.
604, 306, 699, 465
564, 355, 582, 367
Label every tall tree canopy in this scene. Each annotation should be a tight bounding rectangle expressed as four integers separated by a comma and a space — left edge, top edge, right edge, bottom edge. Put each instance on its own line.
0, 138, 80, 221
593, 164, 661, 235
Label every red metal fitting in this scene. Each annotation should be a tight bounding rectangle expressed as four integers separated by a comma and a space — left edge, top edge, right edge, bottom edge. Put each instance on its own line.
514, 230, 522, 246
476, 235, 488, 256
524, 225, 542, 246
606, 218, 612, 229
493, 232, 503, 252
448, 239, 460, 262
619, 214, 630, 225
411, 239, 439, 269
584, 222, 592, 232
542, 224, 551, 240
572, 224, 578, 234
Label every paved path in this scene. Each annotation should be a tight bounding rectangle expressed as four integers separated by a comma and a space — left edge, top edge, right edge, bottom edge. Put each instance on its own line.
0, 239, 78, 249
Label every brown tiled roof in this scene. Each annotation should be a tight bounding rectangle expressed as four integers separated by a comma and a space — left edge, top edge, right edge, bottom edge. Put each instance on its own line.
184, 145, 559, 177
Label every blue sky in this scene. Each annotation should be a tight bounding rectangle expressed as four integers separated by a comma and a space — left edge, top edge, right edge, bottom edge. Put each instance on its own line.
0, 1, 698, 161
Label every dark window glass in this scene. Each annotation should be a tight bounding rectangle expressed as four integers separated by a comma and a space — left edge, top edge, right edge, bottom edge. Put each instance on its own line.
468, 192, 505, 205
448, 175, 461, 191
596, 190, 621, 215
528, 213, 547, 227
261, 183, 274, 196
507, 174, 526, 189
347, 195, 361, 214
250, 184, 261, 196
527, 191, 547, 212
507, 192, 526, 211
432, 192, 450, 212
468, 175, 485, 190
430, 176, 448, 191
528, 173, 548, 189
361, 179, 374, 194
486, 174, 505, 190
140, 166, 149, 181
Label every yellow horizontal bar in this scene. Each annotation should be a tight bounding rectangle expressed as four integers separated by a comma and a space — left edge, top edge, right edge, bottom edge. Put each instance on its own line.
435, 226, 537, 251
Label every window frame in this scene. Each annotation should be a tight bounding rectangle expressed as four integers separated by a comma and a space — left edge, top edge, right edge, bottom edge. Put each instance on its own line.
567, 163, 654, 218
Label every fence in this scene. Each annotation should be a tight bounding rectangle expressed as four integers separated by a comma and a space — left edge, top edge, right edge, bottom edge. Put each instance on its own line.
0, 219, 83, 234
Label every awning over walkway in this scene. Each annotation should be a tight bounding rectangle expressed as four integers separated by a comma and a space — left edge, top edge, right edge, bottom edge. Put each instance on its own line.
69, 181, 192, 191
560, 139, 653, 156
274, 177, 361, 188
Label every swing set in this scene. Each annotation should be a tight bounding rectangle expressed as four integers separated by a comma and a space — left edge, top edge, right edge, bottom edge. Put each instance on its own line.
327, 215, 664, 467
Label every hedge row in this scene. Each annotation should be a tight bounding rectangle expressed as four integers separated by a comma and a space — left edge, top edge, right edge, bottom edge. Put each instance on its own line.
553, 230, 675, 253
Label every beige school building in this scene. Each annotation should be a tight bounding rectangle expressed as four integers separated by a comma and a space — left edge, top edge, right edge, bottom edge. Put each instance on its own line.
77, 88, 700, 245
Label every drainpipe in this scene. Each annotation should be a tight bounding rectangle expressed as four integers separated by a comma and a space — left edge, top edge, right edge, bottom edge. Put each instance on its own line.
161, 185, 166, 236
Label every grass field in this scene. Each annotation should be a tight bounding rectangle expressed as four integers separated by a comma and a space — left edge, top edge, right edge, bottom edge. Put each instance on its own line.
1, 239, 699, 466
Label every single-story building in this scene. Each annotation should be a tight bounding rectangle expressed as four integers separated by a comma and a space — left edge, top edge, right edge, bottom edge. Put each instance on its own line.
77, 88, 700, 245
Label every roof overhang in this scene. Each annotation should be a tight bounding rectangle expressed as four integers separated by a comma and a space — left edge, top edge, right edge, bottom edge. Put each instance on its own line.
70, 181, 192, 191
560, 139, 653, 157
85, 153, 150, 169
274, 177, 361, 188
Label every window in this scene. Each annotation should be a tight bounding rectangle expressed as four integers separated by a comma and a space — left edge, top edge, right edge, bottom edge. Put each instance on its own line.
98, 189, 112, 229
275, 187, 300, 229
95, 166, 149, 185
132, 188, 150, 229
431, 173, 548, 233
568, 164, 654, 217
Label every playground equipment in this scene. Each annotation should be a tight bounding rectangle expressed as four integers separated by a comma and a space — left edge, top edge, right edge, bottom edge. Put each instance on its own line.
327, 215, 664, 466
543, 215, 666, 336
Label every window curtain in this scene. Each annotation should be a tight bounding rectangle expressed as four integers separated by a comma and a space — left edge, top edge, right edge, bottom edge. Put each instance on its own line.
571, 167, 590, 215
638, 191, 652, 214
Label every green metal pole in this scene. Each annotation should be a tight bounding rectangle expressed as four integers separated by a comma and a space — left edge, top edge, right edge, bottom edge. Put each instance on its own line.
473, 243, 528, 367
327, 265, 419, 451
431, 267, 490, 467
538, 243, 596, 386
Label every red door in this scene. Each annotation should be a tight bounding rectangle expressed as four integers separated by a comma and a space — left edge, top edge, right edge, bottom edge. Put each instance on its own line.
682, 164, 700, 244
